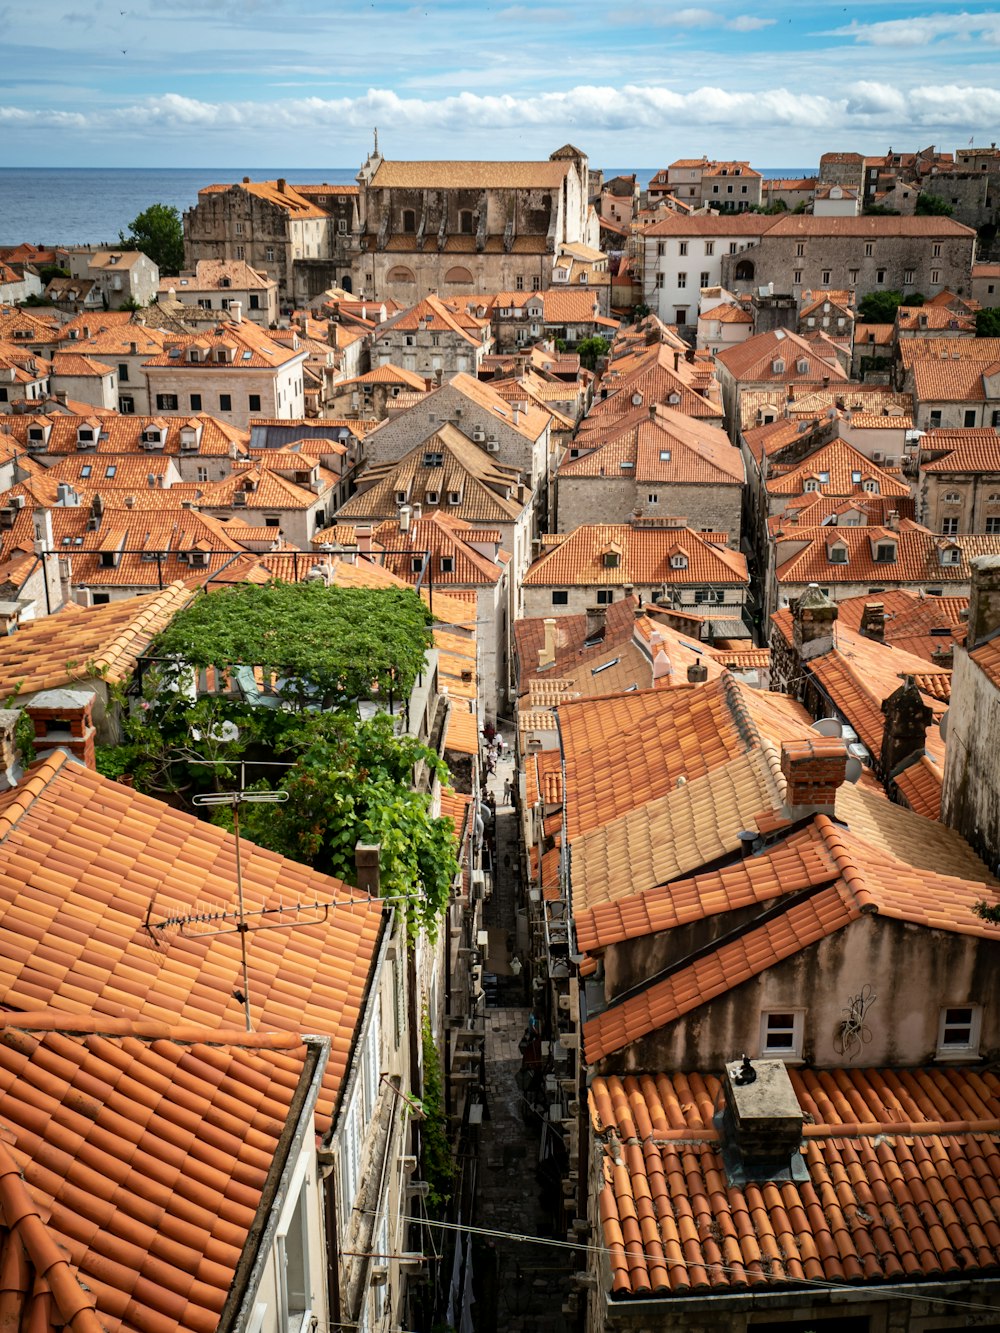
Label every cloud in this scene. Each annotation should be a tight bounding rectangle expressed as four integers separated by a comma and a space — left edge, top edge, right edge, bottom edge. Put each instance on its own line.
726, 15, 775, 31
826, 10, 1000, 47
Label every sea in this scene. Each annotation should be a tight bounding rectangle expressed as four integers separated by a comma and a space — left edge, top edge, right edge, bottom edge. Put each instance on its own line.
0, 166, 818, 248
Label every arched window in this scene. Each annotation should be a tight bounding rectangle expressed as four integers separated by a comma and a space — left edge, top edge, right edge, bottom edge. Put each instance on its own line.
734, 259, 755, 282
459, 209, 474, 235
386, 266, 416, 284
401, 209, 416, 234
444, 266, 474, 285
340, 274, 353, 293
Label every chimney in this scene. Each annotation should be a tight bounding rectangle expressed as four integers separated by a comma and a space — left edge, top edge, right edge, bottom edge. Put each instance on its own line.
881, 676, 932, 777
25, 689, 97, 770
538, 617, 558, 671
780, 736, 848, 816
673, 351, 680, 371
229, 301, 242, 324
967, 554, 1000, 648
648, 405, 657, 422
355, 524, 373, 554
355, 841, 381, 896
411, 501, 422, 522
277, 178, 287, 194
718, 1057, 807, 1186
791, 584, 838, 660
859, 601, 885, 643
129, 340, 138, 355
243, 176, 251, 184
399, 503, 411, 533
434, 368, 443, 387
687, 660, 708, 683
585, 604, 607, 643
54, 390, 68, 406
0, 709, 24, 790
886, 510, 899, 531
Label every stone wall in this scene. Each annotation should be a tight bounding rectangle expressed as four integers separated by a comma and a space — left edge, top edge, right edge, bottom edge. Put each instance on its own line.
556, 477, 742, 546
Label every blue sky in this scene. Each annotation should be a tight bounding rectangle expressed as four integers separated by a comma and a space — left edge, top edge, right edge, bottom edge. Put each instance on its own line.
1, 0, 999, 167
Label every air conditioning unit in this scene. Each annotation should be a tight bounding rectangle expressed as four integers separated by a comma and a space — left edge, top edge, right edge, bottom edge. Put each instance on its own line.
233, 492, 247, 506
872, 451, 884, 463
486, 440, 500, 453
9, 495, 25, 511
472, 428, 486, 442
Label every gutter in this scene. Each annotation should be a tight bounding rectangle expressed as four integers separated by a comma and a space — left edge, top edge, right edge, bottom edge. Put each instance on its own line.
219, 1033, 330, 1333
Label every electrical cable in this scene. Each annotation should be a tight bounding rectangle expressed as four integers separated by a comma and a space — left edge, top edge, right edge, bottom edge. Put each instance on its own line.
363, 1212, 1000, 1318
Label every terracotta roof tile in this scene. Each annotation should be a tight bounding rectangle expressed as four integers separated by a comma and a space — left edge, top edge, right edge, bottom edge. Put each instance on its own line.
523, 523, 747, 589
590, 1066, 1000, 1296
0, 755, 382, 1133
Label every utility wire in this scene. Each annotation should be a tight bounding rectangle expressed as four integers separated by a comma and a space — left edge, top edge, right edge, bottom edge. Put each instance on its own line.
380, 1212, 1000, 1318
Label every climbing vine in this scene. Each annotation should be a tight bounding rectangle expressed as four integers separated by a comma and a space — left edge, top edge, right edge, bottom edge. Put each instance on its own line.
419, 1013, 455, 1211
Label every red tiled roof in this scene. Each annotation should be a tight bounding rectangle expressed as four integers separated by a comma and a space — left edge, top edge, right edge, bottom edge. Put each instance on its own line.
767, 437, 909, 498
523, 523, 747, 589
0, 753, 383, 1133
590, 1065, 1000, 1296
0, 1015, 314, 1333
775, 527, 1000, 587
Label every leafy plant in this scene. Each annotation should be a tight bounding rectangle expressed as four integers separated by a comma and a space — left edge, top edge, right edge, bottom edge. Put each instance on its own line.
419, 1014, 454, 1210
857, 289, 923, 323
915, 192, 953, 217
976, 307, 1000, 337
576, 335, 610, 370
119, 202, 185, 275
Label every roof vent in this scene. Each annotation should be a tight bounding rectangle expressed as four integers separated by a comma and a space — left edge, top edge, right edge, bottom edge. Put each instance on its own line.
715, 1057, 807, 1186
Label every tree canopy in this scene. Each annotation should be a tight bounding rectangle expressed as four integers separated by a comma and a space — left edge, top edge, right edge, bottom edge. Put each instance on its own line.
120, 203, 184, 275
577, 335, 610, 369
976, 307, 1000, 338
915, 193, 954, 217
857, 289, 923, 323
153, 581, 434, 704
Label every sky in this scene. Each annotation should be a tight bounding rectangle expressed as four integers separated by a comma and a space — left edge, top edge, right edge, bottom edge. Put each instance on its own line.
1, 0, 999, 168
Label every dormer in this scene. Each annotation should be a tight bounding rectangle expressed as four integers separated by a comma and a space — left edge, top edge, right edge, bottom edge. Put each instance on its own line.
804, 477, 820, 493
669, 546, 689, 570
215, 344, 235, 364
76, 421, 99, 449
448, 489, 463, 506
826, 538, 849, 564
26, 420, 51, 450
938, 540, 962, 566
141, 425, 166, 450
862, 477, 880, 494
771, 358, 785, 374
602, 541, 622, 569
188, 347, 202, 363
179, 420, 203, 452
871, 535, 897, 564
795, 358, 809, 374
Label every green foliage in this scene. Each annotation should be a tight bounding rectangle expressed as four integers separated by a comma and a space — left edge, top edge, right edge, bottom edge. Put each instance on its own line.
974, 900, 1000, 925
153, 582, 434, 705
863, 204, 900, 216
228, 713, 458, 940
553, 337, 568, 353
751, 199, 788, 215
20, 293, 54, 307
576, 335, 610, 370
121, 297, 145, 312
792, 200, 809, 214
976, 307, 1000, 337
38, 265, 69, 283
857, 290, 913, 324
120, 203, 185, 275
419, 1014, 454, 1210
915, 193, 954, 217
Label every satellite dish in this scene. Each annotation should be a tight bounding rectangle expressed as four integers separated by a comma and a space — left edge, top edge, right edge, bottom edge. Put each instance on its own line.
810, 717, 843, 737
844, 755, 863, 784
631, 392, 643, 406
939, 708, 949, 742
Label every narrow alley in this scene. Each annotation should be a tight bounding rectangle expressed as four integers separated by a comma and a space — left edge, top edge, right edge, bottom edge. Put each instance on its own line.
468, 725, 577, 1333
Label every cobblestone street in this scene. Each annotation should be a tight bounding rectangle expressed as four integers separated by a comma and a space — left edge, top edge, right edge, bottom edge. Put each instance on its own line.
468, 726, 576, 1332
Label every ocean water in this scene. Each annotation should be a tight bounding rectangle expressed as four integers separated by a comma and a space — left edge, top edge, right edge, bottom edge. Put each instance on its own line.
0, 166, 818, 248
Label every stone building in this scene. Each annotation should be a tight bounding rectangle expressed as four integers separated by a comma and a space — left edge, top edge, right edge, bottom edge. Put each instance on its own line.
158, 260, 279, 326
64, 249, 160, 310
817, 150, 865, 190
640, 213, 773, 326
183, 179, 358, 305
371, 294, 492, 379
918, 428, 1000, 533
721, 215, 978, 304
352, 143, 597, 300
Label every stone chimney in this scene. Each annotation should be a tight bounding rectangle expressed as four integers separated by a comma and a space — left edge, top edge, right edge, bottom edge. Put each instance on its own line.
881, 676, 932, 777
25, 689, 97, 770
967, 554, 1000, 648
791, 584, 838, 660
355, 524, 373, 555
538, 617, 558, 671
886, 510, 899, 531
859, 601, 885, 643
229, 301, 242, 324
585, 605, 607, 643
780, 736, 848, 816
687, 660, 708, 683
277, 178, 287, 194
0, 709, 24, 790
717, 1057, 807, 1186
355, 841, 381, 896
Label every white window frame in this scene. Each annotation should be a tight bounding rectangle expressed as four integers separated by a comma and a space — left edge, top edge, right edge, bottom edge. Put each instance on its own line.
760, 1009, 804, 1058
936, 1005, 981, 1058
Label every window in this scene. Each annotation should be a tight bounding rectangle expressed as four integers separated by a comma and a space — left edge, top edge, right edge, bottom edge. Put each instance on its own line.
655, 274, 664, 289
515, 274, 524, 291
675, 309, 686, 325
876, 268, 886, 285
931, 269, 941, 284
117, 362, 129, 383
875, 542, 897, 563
933, 242, 942, 258
338, 217, 348, 233
659, 450, 671, 462
795, 243, 804, 258
942, 517, 959, 535
248, 293, 261, 310
105, 465, 117, 478
189, 393, 202, 411
677, 273, 687, 289
942, 546, 961, 565
704, 241, 714, 256
155, 394, 178, 410
700, 271, 709, 287
265, 246, 275, 262
440, 556, 454, 574
678, 242, 688, 256
903, 268, 914, 284
235, 245, 245, 259
964, 409, 977, 427
793, 270, 802, 285
234, 221, 244, 235
828, 544, 848, 564
992, 410, 1000, 427
278, 1184, 311, 1333
987, 517, 1000, 534
849, 268, 859, 284
937, 1005, 981, 1057
119, 395, 135, 414
728, 242, 738, 255
740, 184, 748, 194
865, 242, 874, 257
249, 393, 261, 412
196, 466, 208, 483
821, 270, 831, 285
647, 493, 659, 504
694, 588, 723, 604
423, 451, 443, 467
596, 589, 613, 605
219, 394, 232, 412
551, 590, 569, 606
943, 491, 961, 504
929, 410, 942, 428
760, 1010, 803, 1057
459, 209, 474, 235
656, 241, 665, 257
402, 208, 416, 234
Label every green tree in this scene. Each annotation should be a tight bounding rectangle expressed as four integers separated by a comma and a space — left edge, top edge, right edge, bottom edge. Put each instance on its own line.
857, 289, 923, 323
576, 335, 610, 370
863, 204, 900, 217
976, 307, 1000, 337
915, 193, 953, 217
120, 203, 184, 275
